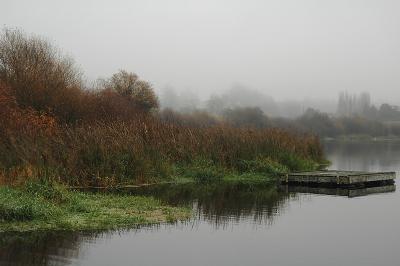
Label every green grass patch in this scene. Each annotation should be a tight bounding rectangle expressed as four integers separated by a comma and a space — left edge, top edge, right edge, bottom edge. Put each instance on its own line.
173, 155, 320, 185
0, 182, 190, 233
176, 158, 224, 183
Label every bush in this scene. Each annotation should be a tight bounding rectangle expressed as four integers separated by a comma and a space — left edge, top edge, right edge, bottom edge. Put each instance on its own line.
0, 28, 83, 123
183, 159, 224, 183
101, 70, 159, 113
278, 152, 318, 171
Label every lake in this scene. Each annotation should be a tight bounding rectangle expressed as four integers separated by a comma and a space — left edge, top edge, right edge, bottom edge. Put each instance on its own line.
1, 140, 400, 266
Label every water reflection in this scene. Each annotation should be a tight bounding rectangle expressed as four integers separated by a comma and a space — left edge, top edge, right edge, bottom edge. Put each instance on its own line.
280, 184, 396, 198
324, 140, 400, 173
0, 231, 84, 266
0, 182, 296, 266
124, 182, 297, 227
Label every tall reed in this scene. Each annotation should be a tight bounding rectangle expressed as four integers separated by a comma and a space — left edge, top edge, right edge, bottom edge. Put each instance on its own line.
0, 113, 323, 186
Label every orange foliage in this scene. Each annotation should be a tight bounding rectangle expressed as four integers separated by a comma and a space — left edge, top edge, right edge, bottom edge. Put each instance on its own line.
0, 82, 57, 136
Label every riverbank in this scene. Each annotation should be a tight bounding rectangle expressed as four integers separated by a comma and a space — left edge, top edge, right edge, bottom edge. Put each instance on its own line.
0, 155, 324, 233
0, 174, 279, 233
0, 182, 190, 233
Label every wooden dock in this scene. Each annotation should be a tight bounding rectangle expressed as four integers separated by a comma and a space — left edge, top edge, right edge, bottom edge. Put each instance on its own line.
280, 170, 396, 187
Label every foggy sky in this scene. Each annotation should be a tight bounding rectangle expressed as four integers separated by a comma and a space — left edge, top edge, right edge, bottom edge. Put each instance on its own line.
1, 0, 400, 103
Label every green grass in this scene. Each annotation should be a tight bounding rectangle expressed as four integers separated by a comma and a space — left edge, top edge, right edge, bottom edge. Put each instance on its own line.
172, 156, 320, 184
0, 182, 190, 232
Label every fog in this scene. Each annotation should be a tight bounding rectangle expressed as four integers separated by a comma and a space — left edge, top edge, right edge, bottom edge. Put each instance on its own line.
2, 0, 400, 104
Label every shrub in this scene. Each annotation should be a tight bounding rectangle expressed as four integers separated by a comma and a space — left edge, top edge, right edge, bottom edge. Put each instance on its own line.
237, 158, 289, 175
101, 70, 159, 113
182, 159, 224, 183
278, 152, 318, 171
0, 28, 83, 123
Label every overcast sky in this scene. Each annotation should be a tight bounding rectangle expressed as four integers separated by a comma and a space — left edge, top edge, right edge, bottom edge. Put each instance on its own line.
1, 0, 400, 102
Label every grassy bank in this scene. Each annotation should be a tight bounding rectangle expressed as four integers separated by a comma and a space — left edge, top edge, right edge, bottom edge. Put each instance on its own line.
0, 153, 320, 233
0, 181, 190, 233
172, 156, 320, 184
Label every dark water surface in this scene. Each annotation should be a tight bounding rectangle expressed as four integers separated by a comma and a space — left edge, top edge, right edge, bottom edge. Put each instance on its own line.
1, 140, 400, 266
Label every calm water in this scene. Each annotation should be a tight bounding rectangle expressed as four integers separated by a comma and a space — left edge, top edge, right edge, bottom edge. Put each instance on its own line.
1, 140, 400, 266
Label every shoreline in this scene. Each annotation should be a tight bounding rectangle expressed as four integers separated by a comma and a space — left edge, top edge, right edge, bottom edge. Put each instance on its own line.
0, 159, 322, 233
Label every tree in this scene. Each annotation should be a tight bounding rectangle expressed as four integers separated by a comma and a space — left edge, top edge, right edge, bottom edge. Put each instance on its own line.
0, 28, 83, 122
160, 86, 179, 109
103, 70, 159, 112
379, 104, 400, 121
298, 108, 337, 137
222, 107, 269, 128
206, 94, 225, 114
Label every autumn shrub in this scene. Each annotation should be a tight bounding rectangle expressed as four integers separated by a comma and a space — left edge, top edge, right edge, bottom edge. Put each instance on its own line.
0, 28, 83, 123
99, 70, 159, 113
0, 82, 59, 184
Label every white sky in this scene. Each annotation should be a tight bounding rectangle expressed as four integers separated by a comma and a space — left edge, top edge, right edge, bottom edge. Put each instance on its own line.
1, 0, 400, 103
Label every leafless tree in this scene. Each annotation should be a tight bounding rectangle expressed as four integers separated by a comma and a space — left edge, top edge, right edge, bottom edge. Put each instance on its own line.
102, 70, 159, 112
0, 28, 83, 122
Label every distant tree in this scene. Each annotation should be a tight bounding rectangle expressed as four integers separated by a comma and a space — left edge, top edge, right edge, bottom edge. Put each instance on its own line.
103, 70, 159, 112
357, 92, 371, 115
222, 107, 268, 128
337, 116, 385, 136
364, 105, 379, 120
337, 91, 372, 118
379, 104, 400, 121
222, 85, 279, 116
298, 108, 338, 137
160, 86, 179, 109
337, 91, 354, 117
206, 94, 225, 114
178, 90, 200, 112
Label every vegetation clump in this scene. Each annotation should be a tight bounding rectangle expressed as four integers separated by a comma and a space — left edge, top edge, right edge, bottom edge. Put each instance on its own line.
0, 181, 190, 232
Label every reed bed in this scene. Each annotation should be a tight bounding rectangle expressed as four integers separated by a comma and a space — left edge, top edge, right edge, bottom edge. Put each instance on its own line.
0, 113, 323, 186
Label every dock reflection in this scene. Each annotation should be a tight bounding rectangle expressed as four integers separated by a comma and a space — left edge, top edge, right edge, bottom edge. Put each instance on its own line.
280, 184, 396, 198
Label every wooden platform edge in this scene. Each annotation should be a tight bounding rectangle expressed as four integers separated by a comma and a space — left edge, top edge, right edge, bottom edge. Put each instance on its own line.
279, 171, 396, 187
